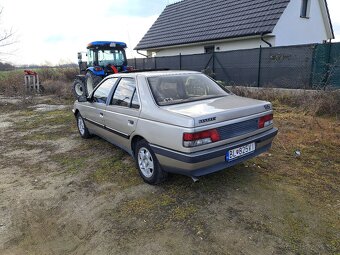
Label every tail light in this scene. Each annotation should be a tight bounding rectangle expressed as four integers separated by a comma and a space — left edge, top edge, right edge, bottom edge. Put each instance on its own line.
183, 129, 220, 147
258, 114, 273, 128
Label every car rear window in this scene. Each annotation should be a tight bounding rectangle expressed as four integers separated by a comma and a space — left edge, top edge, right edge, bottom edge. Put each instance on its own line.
147, 73, 228, 106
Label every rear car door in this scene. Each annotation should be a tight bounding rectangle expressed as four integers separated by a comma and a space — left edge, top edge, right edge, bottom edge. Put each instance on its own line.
104, 77, 140, 151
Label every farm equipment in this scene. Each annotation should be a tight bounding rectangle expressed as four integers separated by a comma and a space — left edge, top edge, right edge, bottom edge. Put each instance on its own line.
72, 41, 129, 97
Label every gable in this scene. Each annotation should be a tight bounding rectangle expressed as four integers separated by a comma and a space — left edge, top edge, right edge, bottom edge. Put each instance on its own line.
135, 0, 291, 50
273, 0, 334, 46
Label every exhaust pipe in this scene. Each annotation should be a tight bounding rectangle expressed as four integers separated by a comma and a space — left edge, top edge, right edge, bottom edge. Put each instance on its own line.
191, 176, 199, 183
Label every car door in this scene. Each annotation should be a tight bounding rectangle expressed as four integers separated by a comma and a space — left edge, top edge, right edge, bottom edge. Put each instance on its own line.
104, 77, 141, 151
82, 77, 118, 136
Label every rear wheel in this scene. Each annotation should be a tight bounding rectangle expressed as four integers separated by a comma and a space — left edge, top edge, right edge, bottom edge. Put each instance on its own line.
135, 140, 167, 184
72, 79, 86, 98
85, 72, 102, 95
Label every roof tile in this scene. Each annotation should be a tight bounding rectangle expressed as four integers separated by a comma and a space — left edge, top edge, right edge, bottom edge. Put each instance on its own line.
135, 0, 290, 50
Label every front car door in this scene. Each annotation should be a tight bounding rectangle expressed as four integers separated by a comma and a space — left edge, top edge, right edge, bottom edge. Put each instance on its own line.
104, 77, 141, 151
81, 77, 118, 136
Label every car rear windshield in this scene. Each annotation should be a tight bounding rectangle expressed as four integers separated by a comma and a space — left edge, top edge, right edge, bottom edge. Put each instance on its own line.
147, 73, 229, 106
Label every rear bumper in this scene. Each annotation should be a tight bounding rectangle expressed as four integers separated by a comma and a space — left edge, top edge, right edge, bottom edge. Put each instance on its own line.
150, 128, 278, 177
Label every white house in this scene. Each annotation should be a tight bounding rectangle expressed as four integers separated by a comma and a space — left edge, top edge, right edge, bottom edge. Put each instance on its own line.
135, 0, 334, 57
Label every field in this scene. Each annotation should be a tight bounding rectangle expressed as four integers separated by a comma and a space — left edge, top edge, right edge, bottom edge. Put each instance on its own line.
0, 71, 339, 254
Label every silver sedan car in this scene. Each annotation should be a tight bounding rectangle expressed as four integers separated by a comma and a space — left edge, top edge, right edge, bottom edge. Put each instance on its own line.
73, 71, 277, 184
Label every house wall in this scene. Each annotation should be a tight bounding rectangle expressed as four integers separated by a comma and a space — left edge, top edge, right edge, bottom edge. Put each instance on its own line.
273, 0, 329, 46
150, 37, 275, 57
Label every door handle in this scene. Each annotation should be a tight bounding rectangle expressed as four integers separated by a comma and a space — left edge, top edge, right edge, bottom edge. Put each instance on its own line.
99, 112, 104, 118
128, 120, 134, 125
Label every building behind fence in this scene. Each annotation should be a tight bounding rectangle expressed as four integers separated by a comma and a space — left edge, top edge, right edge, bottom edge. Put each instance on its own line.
128, 42, 340, 89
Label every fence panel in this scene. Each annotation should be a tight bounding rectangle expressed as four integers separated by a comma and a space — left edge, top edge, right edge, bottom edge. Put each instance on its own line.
214, 49, 260, 86
144, 58, 156, 69
312, 43, 340, 89
329, 43, 340, 88
260, 45, 315, 89
155, 56, 180, 70
127, 42, 340, 89
181, 53, 212, 72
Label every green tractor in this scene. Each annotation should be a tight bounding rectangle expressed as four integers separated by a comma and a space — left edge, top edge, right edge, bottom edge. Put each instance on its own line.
72, 41, 128, 98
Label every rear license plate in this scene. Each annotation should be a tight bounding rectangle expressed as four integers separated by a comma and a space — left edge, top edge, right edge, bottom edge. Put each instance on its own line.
226, 142, 256, 161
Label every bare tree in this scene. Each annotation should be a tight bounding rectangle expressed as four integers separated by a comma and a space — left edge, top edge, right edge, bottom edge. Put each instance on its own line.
0, 7, 16, 60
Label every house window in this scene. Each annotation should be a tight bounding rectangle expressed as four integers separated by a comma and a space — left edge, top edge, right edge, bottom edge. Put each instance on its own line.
300, 0, 310, 18
204, 45, 215, 54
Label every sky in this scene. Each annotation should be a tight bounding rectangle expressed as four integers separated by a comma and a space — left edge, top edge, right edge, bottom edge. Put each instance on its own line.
0, 0, 340, 66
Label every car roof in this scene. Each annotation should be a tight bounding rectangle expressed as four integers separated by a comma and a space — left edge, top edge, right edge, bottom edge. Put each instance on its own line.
107, 70, 201, 79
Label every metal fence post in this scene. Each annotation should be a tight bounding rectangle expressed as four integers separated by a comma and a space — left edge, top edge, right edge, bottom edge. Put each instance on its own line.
322, 42, 332, 89
179, 53, 182, 70
257, 46, 262, 87
309, 44, 317, 88
212, 52, 215, 74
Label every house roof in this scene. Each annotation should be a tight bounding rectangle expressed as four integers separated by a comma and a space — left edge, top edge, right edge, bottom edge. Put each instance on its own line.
135, 0, 291, 50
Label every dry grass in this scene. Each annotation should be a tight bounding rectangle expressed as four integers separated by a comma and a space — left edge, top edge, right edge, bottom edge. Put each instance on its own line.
228, 86, 340, 117
0, 71, 26, 96
42, 79, 73, 100
0, 66, 77, 100
38, 66, 78, 82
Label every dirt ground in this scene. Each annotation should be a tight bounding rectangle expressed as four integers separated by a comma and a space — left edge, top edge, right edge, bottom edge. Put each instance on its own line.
0, 96, 339, 255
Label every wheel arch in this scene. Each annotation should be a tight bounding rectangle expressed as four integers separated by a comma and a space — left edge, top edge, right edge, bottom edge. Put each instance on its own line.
86, 67, 105, 76
73, 108, 80, 117
131, 135, 146, 156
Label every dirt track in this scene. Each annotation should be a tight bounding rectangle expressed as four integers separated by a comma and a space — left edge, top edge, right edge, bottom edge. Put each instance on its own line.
0, 96, 339, 255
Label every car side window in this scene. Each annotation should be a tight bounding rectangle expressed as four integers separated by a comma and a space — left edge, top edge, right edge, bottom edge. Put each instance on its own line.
111, 78, 137, 108
131, 90, 140, 109
93, 78, 118, 104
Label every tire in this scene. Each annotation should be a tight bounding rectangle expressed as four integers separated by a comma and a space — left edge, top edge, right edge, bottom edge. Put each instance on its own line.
76, 113, 90, 139
135, 139, 167, 184
85, 72, 102, 96
72, 79, 86, 98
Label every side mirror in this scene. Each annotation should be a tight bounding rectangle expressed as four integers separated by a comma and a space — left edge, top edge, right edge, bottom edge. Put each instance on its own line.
77, 52, 82, 60
77, 96, 88, 102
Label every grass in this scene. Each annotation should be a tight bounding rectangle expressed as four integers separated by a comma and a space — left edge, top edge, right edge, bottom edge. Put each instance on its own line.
13, 109, 74, 131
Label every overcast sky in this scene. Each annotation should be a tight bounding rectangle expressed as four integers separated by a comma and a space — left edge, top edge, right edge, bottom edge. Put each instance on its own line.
1, 0, 340, 66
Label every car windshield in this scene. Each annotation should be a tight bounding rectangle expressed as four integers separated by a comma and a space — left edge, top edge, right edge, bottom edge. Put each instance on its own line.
148, 73, 229, 106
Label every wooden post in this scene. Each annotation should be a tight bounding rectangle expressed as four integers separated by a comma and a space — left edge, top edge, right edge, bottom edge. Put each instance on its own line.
24, 73, 40, 92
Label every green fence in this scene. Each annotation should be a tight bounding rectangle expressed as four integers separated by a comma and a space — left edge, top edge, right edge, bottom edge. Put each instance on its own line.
311, 42, 340, 89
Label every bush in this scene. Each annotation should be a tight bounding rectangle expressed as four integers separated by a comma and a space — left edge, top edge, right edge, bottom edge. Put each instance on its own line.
228, 86, 340, 117
0, 66, 78, 99
0, 71, 25, 96
42, 79, 73, 100
38, 66, 78, 82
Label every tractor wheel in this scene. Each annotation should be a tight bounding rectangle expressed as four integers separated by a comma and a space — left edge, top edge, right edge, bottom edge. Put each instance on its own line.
85, 72, 102, 96
72, 78, 86, 98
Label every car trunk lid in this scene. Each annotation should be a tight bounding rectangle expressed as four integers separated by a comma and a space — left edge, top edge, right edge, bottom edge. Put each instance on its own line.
162, 95, 272, 127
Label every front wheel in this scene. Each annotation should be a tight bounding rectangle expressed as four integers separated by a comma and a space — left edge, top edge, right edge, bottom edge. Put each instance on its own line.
135, 140, 167, 184
76, 113, 90, 139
